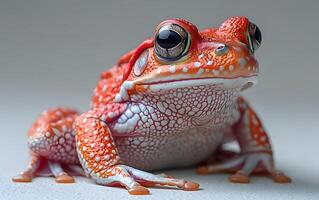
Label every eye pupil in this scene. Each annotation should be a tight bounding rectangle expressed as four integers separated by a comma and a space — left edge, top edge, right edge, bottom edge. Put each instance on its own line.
156, 30, 182, 49
254, 26, 262, 44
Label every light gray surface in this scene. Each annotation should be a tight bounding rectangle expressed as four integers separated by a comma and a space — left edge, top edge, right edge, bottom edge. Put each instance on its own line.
0, 0, 318, 199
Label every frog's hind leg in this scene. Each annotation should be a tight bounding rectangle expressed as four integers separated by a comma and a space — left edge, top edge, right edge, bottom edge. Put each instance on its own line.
13, 107, 81, 184
197, 98, 291, 184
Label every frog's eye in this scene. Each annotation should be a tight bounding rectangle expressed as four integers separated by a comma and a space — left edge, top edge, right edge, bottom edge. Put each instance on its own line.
247, 22, 262, 53
154, 24, 190, 61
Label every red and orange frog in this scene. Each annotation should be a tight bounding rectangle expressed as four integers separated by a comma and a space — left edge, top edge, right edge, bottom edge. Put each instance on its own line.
13, 16, 291, 195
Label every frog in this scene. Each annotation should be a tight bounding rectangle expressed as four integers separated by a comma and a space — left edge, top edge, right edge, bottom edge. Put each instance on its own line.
13, 16, 291, 195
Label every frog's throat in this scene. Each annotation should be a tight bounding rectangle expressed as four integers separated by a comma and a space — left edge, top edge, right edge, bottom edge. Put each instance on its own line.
114, 76, 257, 103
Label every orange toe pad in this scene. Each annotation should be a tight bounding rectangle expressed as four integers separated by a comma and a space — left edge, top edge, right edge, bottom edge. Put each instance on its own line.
183, 181, 200, 191
128, 186, 150, 195
196, 166, 209, 175
229, 172, 250, 184
273, 173, 292, 183
12, 172, 32, 183
55, 174, 75, 183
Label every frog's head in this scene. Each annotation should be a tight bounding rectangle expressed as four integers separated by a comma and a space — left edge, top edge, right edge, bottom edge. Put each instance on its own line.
115, 16, 262, 102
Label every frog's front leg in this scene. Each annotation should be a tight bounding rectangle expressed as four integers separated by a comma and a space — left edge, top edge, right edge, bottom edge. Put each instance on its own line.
197, 97, 291, 184
74, 110, 199, 195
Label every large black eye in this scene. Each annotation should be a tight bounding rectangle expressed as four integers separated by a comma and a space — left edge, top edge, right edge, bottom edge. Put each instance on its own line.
155, 24, 190, 61
247, 22, 262, 53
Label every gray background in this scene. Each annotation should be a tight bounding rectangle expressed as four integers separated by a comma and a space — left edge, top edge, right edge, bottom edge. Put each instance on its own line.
1, 0, 318, 199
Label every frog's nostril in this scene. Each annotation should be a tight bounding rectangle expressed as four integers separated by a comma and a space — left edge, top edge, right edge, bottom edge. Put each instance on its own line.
215, 44, 228, 56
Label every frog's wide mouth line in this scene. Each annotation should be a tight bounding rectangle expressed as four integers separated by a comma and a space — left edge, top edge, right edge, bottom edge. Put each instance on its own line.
135, 76, 258, 92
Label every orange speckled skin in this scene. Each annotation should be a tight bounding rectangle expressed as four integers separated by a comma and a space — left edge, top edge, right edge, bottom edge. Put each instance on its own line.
13, 17, 291, 195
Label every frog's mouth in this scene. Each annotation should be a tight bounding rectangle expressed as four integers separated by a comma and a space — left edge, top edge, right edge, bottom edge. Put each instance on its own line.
135, 76, 258, 93
114, 76, 257, 102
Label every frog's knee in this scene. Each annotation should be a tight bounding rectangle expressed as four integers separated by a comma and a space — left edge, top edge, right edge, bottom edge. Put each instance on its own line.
27, 122, 53, 155
28, 134, 51, 155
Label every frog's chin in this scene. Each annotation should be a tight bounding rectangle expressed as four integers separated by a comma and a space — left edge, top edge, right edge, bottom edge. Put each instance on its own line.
136, 76, 258, 93
114, 76, 257, 102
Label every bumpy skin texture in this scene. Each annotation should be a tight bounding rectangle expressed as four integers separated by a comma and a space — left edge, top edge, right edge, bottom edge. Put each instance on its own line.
13, 16, 291, 194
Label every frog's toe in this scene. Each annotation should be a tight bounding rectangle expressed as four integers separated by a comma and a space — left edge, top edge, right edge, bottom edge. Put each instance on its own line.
128, 186, 150, 195
125, 166, 200, 191
12, 171, 33, 183
196, 165, 210, 175
183, 181, 200, 191
229, 171, 250, 183
55, 172, 75, 183
272, 172, 292, 183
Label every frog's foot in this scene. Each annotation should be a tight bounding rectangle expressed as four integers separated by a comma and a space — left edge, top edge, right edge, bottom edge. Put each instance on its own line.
12, 155, 40, 183
12, 157, 80, 183
94, 165, 199, 195
12, 170, 33, 183
196, 151, 291, 184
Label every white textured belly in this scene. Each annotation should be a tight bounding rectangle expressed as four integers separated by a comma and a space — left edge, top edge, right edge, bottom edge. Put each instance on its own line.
115, 127, 227, 171
110, 84, 241, 171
